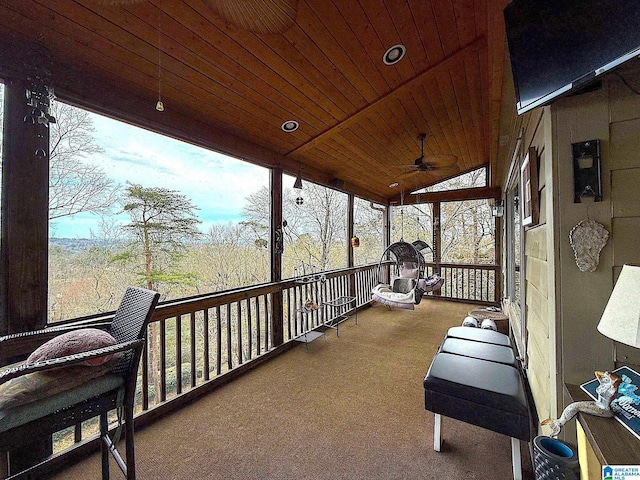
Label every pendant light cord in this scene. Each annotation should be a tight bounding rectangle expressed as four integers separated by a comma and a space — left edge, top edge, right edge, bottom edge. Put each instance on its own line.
156, 10, 163, 110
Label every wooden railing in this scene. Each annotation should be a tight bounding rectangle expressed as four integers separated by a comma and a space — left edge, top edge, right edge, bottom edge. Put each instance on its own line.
136, 263, 382, 412
424, 262, 500, 305
53, 261, 499, 455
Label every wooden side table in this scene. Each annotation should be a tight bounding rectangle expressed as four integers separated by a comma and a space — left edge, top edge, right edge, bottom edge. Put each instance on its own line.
566, 383, 640, 479
468, 309, 509, 334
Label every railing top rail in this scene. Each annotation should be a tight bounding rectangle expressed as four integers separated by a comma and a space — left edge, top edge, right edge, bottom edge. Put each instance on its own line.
48, 261, 499, 326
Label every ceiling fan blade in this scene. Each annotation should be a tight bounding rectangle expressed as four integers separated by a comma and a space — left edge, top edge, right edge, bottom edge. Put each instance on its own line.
397, 163, 460, 180
419, 154, 458, 168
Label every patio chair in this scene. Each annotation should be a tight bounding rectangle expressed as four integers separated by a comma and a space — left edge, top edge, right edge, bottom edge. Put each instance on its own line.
0, 286, 160, 480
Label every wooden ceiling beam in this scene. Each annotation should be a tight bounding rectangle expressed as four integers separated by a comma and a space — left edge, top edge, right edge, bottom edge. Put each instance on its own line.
390, 185, 500, 205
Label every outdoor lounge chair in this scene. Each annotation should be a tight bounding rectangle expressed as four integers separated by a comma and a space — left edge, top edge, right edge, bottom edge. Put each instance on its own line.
0, 286, 160, 479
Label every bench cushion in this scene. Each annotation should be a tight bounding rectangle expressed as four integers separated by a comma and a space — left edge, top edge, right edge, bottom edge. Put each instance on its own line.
423, 352, 530, 441
445, 326, 512, 346
439, 337, 517, 366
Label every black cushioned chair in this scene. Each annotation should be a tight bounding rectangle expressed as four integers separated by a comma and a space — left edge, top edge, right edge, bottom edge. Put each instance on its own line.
0, 286, 160, 480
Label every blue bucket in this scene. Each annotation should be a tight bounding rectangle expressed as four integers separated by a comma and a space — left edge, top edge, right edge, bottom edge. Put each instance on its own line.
533, 436, 579, 480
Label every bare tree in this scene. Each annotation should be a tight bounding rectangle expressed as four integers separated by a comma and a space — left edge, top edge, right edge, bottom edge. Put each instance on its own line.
48, 100, 120, 220
243, 183, 348, 275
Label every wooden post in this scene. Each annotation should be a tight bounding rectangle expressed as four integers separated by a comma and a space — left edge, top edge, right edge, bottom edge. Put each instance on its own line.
347, 194, 356, 297
0, 77, 52, 475
382, 205, 391, 284
494, 195, 503, 303
432, 201, 442, 297
270, 168, 284, 346
0, 78, 49, 336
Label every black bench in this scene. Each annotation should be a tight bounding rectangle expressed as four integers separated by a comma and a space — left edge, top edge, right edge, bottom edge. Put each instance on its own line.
423, 328, 530, 480
439, 337, 517, 366
445, 325, 513, 346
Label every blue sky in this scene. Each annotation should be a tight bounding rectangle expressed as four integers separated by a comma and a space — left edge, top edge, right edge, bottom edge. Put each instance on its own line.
49, 110, 285, 238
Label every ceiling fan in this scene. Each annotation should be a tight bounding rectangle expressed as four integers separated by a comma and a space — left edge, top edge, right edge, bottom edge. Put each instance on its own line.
399, 134, 458, 176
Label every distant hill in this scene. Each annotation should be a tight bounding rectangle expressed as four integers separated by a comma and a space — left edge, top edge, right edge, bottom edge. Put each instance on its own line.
49, 237, 105, 253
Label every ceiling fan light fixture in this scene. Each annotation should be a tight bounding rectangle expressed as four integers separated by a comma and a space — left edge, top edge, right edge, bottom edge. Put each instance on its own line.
383, 44, 406, 65
282, 120, 299, 132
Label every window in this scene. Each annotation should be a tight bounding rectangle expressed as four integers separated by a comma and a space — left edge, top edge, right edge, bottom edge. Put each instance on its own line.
390, 203, 433, 249
353, 197, 384, 266
505, 162, 525, 359
440, 199, 495, 264
282, 178, 347, 278
412, 167, 487, 194
47, 100, 270, 322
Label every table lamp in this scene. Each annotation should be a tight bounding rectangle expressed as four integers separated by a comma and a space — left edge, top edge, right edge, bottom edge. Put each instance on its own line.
597, 264, 640, 362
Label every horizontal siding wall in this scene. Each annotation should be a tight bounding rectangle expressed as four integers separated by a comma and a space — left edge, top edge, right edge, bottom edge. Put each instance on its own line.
523, 111, 555, 426
608, 72, 640, 369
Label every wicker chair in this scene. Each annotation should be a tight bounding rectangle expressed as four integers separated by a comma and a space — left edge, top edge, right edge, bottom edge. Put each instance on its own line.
0, 286, 160, 480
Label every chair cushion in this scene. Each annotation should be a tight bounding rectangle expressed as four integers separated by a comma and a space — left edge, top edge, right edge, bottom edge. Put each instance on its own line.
439, 337, 517, 366
392, 278, 416, 293
27, 328, 117, 366
445, 326, 512, 346
0, 373, 123, 434
0, 359, 117, 413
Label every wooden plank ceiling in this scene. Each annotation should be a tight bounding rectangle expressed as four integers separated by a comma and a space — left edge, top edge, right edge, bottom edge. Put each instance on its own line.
0, 0, 510, 204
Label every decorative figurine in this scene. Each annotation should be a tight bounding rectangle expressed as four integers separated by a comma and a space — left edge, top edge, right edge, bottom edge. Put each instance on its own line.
541, 371, 621, 437
304, 298, 318, 311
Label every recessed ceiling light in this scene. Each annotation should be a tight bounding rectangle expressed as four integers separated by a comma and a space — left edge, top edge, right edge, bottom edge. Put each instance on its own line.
389, 182, 399, 188
281, 120, 299, 132
383, 45, 406, 65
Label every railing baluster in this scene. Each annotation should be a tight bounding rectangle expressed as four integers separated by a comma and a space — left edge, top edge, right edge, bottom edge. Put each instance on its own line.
176, 315, 183, 395
246, 298, 253, 360
190, 311, 196, 388
263, 294, 270, 351
215, 305, 222, 376
226, 303, 233, 371
160, 317, 167, 403
255, 297, 262, 354
237, 301, 243, 365
203, 308, 210, 382
142, 336, 149, 410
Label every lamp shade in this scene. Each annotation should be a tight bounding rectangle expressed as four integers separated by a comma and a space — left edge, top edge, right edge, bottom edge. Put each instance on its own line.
597, 264, 640, 348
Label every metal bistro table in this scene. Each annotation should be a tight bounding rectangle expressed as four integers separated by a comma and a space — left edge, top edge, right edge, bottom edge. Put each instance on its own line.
322, 296, 357, 336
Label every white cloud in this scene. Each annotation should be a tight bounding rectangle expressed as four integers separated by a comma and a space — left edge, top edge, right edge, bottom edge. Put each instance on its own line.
52, 111, 269, 238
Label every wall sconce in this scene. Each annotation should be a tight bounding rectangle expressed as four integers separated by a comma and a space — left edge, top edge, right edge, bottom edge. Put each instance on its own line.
572, 140, 602, 203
